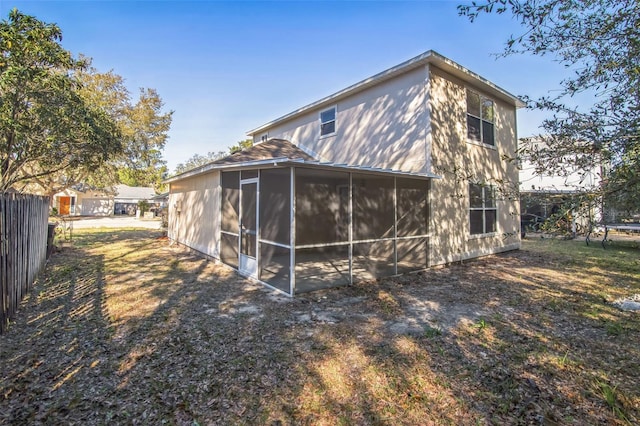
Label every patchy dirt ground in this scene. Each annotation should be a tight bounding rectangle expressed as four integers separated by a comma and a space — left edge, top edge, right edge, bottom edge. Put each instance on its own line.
1, 229, 638, 425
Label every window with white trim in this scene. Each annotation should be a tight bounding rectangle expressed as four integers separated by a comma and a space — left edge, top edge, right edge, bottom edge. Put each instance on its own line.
466, 89, 495, 146
469, 183, 496, 235
320, 107, 336, 136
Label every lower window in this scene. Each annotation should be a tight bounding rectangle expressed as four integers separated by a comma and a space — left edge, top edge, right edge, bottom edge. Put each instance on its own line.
469, 183, 496, 235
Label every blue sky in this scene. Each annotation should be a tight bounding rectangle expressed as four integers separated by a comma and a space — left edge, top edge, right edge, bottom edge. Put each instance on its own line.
2, 1, 567, 173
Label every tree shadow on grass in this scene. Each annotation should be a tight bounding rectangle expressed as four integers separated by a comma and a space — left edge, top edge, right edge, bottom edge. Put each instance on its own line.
261, 243, 639, 425
384, 248, 640, 425
0, 229, 231, 423
0, 246, 113, 423
1, 232, 638, 424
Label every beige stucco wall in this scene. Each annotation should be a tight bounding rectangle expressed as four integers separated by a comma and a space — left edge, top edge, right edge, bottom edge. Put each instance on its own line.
168, 171, 221, 258
166, 61, 521, 273
428, 65, 520, 266
256, 66, 429, 173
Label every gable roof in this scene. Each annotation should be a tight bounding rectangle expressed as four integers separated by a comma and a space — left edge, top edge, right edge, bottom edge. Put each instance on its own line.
164, 138, 438, 183
166, 139, 314, 182
114, 184, 156, 200
214, 138, 316, 164
247, 50, 525, 136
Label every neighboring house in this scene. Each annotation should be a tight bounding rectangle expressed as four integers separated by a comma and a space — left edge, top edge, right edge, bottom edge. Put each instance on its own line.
53, 185, 113, 216
113, 184, 157, 216
519, 138, 604, 232
150, 192, 169, 215
166, 50, 524, 296
53, 184, 157, 216
519, 137, 603, 194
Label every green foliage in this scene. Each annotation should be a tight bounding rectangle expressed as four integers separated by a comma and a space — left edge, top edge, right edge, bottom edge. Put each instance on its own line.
605, 321, 624, 337
228, 139, 253, 154
137, 200, 150, 214
19, 67, 128, 195
119, 88, 172, 189
459, 0, 640, 215
472, 318, 488, 331
557, 350, 569, 367
539, 211, 572, 236
423, 325, 442, 338
0, 10, 172, 195
595, 379, 630, 422
78, 71, 172, 191
0, 9, 122, 193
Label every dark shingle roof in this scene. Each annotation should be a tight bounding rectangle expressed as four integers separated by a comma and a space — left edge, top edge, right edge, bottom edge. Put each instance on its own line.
213, 139, 316, 165
164, 138, 438, 184
165, 139, 316, 183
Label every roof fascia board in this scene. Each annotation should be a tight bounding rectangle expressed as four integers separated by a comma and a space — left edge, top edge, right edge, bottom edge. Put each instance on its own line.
427, 51, 526, 108
247, 50, 525, 136
165, 157, 440, 184
164, 157, 293, 183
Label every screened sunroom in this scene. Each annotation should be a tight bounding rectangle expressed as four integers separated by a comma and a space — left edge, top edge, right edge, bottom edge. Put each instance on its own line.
218, 159, 433, 296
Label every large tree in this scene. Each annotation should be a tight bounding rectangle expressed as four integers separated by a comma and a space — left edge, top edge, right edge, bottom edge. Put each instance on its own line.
0, 9, 121, 193
459, 0, 640, 217
117, 88, 172, 189
75, 68, 173, 192
21, 65, 173, 195
20, 67, 129, 196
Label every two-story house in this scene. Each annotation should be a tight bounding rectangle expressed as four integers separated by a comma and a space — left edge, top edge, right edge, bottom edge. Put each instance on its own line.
166, 50, 524, 296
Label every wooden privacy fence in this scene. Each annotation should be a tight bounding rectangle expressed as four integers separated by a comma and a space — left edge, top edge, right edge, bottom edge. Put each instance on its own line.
0, 194, 50, 334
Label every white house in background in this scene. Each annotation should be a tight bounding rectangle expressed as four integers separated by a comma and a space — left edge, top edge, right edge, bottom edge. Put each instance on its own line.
53, 185, 113, 216
113, 184, 157, 216
166, 50, 525, 296
53, 184, 157, 216
519, 138, 604, 227
519, 139, 602, 194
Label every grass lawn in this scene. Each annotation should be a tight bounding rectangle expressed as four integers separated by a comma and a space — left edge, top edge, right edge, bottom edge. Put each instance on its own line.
1, 229, 638, 425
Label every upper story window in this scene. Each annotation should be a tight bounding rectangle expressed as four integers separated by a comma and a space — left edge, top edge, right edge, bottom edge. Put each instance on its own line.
469, 183, 496, 235
466, 89, 495, 146
320, 106, 336, 137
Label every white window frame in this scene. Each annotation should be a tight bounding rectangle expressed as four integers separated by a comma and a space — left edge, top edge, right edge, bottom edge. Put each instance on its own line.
319, 106, 337, 138
466, 88, 495, 147
469, 183, 497, 236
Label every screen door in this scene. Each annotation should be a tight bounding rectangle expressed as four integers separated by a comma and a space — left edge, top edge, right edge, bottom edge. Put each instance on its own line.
239, 180, 258, 278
